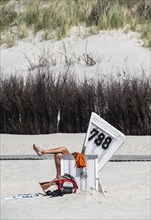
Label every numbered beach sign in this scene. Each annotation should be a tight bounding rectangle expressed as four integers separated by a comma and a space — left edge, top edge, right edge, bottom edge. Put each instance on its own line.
82, 112, 125, 172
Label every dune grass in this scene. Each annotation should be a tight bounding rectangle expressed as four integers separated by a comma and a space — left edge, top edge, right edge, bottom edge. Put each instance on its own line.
0, 0, 151, 47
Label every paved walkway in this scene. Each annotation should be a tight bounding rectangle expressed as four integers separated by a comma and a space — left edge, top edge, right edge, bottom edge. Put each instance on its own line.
0, 155, 150, 161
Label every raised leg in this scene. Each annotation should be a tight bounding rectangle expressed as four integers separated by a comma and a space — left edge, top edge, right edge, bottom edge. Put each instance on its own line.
33, 144, 70, 156
33, 144, 70, 192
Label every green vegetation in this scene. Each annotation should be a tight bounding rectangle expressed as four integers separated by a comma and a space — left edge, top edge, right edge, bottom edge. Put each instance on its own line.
0, 0, 151, 46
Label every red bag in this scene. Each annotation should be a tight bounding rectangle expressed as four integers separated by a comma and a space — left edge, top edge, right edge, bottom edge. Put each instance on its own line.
46, 174, 78, 197
56, 173, 78, 193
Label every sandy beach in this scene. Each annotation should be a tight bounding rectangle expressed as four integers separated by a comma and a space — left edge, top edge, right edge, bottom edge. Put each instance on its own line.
0, 7, 150, 219
0, 134, 150, 220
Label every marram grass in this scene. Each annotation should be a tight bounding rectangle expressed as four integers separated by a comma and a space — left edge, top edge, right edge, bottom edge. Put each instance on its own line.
0, 0, 151, 47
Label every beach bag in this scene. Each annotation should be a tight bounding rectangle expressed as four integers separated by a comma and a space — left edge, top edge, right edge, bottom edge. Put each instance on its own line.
46, 173, 78, 197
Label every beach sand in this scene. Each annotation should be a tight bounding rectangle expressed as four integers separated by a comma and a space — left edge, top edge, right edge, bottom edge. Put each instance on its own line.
0, 134, 150, 220
1, 30, 150, 80
0, 25, 151, 220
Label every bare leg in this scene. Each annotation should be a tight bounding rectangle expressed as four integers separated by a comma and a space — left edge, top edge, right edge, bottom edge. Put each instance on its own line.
33, 144, 70, 156
39, 153, 66, 193
33, 144, 70, 192
53, 152, 64, 180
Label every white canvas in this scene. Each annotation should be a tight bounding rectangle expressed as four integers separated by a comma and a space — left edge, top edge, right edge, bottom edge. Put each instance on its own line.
82, 112, 125, 171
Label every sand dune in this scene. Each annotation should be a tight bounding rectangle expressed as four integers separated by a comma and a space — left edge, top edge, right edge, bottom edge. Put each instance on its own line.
1, 30, 150, 80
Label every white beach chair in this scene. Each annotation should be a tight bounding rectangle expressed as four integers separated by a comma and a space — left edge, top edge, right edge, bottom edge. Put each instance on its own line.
61, 112, 125, 193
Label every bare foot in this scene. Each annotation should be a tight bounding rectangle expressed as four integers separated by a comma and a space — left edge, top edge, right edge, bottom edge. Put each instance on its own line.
33, 144, 42, 156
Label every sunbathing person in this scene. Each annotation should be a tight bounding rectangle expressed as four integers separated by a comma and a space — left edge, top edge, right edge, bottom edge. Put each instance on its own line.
33, 144, 77, 192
